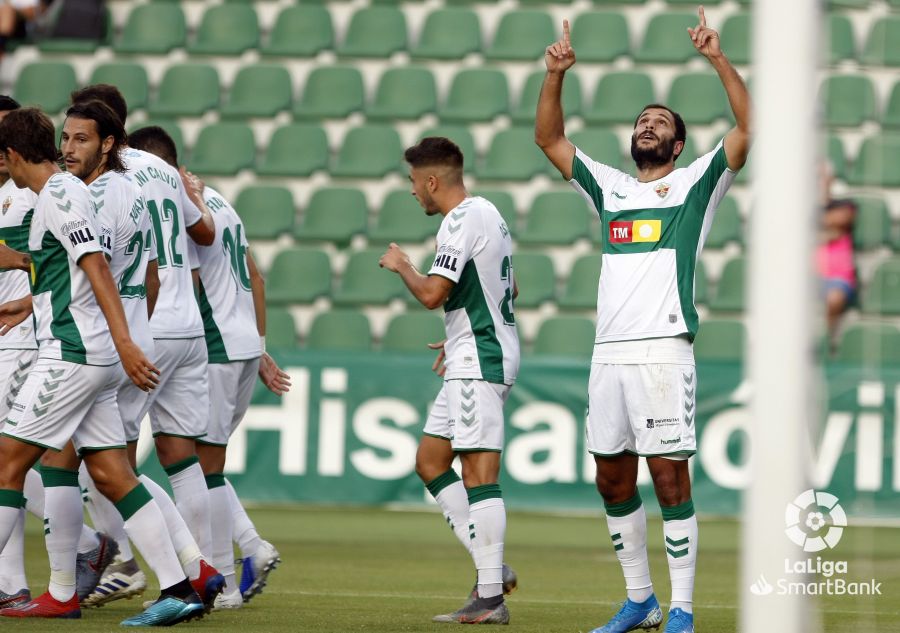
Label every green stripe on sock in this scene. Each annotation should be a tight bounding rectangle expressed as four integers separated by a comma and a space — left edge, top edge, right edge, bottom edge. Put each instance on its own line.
0, 489, 24, 509
115, 484, 153, 521
610, 532, 622, 541
466, 483, 502, 504
661, 499, 695, 521
205, 473, 226, 489
604, 492, 642, 517
40, 466, 80, 488
667, 547, 690, 558
666, 535, 690, 547
425, 469, 461, 498
614, 543, 624, 552
163, 455, 200, 477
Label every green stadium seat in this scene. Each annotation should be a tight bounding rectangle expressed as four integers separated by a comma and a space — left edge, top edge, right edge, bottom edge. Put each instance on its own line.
532, 316, 595, 359
419, 126, 476, 173
129, 120, 184, 162
512, 70, 582, 124
827, 14, 856, 65
265, 248, 332, 305
477, 127, 548, 181
306, 310, 372, 351
518, 192, 592, 245
848, 135, 900, 187
265, 307, 298, 350
14, 62, 76, 114
828, 0, 869, 8
882, 81, 900, 129
439, 69, 509, 123
720, 12, 750, 65
709, 256, 746, 312
149, 64, 219, 117
234, 186, 295, 240
89, 63, 149, 112
188, 123, 255, 176
411, 8, 480, 59
569, 129, 623, 172
827, 135, 847, 181
114, 3, 185, 55
332, 125, 403, 178
821, 75, 877, 127
366, 67, 437, 121
382, 313, 446, 352
333, 249, 407, 305
37, 7, 111, 53
558, 253, 601, 310
337, 7, 406, 58
861, 17, 900, 66
694, 258, 708, 306
667, 0, 721, 4
295, 187, 368, 246
861, 258, 900, 314
634, 12, 698, 64
584, 71, 655, 125
693, 319, 745, 362
221, 65, 292, 119
485, 9, 555, 61
852, 197, 891, 250
704, 196, 742, 248
293, 66, 364, 120
188, 4, 259, 55
571, 11, 630, 62
666, 72, 730, 125
471, 189, 518, 235
258, 124, 329, 177
369, 190, 439, 244
261, 5, 333, 57
835, 323, 900, 365
512, 253, 556, 308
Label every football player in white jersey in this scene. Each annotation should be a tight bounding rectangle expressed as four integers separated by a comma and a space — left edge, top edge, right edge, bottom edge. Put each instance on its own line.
379, 137, 520, 625
536, 10, 750, 633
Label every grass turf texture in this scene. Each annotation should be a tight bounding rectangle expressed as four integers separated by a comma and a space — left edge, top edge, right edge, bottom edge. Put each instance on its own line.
9, 506, 900, 631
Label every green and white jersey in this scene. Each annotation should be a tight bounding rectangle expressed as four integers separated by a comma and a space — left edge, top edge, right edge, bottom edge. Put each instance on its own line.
89, 171, 156, 355
29, 172, 117, 365
428, 196, 519, 385
0, 178, 38, 350
570, 139, 735, 344
123, 148, 204, 339
193, 187, 261, 364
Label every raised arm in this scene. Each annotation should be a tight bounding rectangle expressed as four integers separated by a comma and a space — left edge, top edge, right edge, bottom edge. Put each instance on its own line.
180, 167, 215, 247
689, 6, 751, 171
535, 19, 577, 180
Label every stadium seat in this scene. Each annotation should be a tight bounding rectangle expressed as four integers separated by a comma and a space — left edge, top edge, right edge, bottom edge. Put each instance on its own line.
419, 126, 476, 173
188, 3, 259, 55
584, 71, 655, 125
114, 3, 185, 55
828, 0, 869, 8
306, 310, 372, 351
571, 11, 630, 62
89, 63, 149, 112
337, 7, 407, 58
129, 120, 184, 162
861, 258, 900, 315
666, 0, 721, 4
694, 258, 709, 306
234, 186, 296, 240
369, 190, 439, 244
882, 81, 900, 129
568, 129, 622, 173
261, 5, 333, 57
439, 69, 509, 123
382, 313, 445, 352
265, 308, 298, 350
518, 192, 592, 245
366, 67, 437, 120
188, 123, 255, 176
511, 253, 556, 308
512, 70, 582, 124
293, 66, 364, 120
149, 64, 219, 117
532, 316, 595, 359
634, 12, 699, 64
704, 196, 743, 249
848, 135, 900, 187
411, 8, 481, 59
295, 187, 368, 246
709, 256, 746, 312
485, 9, 555, 61
38, 6, 110, 53
221, 65, 292, 119
835, 323, 900, 365
592, 0, 643, 4
477, 127, 549, 181
827, 135, 847, 182
666, 72, 730, 125
332, 249, 407, 305
258, 124, 329, 177
558, 253, 601, 310
827, 14, 856, 64
852, 197, 892, 250
861, 17, 900, 66
677, 136, 701, 166
693, 319, 745, 362
471, 189, 518, 235
720, 12, 750, 65
265, 248, 332, 305
820, 75, 877, 127
14, 62, 76, 114
331, 125, 403, 178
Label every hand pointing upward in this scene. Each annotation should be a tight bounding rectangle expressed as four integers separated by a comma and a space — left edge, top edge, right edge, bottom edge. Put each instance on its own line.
544, 19, 576, 73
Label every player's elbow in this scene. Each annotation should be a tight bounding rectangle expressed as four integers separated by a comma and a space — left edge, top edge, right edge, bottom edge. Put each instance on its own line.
421, 294, 444, 311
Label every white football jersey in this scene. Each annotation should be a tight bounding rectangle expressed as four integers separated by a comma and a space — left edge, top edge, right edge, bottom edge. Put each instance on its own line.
0, 178, 38, 350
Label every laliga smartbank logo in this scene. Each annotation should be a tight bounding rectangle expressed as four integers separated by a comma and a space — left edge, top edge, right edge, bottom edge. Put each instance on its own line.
749, 489, 882, 597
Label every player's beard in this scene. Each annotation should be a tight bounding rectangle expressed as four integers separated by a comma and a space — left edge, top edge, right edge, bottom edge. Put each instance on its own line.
67, 148, 105, 182
630, 133, 678, 171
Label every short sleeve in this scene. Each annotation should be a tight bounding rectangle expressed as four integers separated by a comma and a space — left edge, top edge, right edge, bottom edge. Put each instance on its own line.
46, 180, 103, 263
428, 208, 479, 285
569, 147, 625, 216
180, 188, 202, 228
187, 239, 200, 270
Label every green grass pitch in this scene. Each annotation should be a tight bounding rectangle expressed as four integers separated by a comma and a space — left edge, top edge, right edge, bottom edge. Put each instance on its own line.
9, 506, 900, 631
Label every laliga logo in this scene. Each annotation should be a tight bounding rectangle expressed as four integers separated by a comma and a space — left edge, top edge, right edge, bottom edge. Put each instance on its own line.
784, 489, 847, 552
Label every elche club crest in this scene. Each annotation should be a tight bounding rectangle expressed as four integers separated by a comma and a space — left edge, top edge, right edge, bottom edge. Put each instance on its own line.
654, 182, 670, 198
1, 196, 11, 215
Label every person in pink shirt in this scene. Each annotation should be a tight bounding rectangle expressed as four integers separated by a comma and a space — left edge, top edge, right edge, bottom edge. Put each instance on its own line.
818, 197, 857, 347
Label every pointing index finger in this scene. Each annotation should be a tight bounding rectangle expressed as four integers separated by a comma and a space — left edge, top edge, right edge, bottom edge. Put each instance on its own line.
562, 19, 570, 46
698, 5, 706, 27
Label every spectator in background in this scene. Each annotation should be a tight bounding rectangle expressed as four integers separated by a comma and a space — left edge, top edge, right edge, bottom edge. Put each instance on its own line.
818, 195, 857, 350
0, 0, 46, 54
